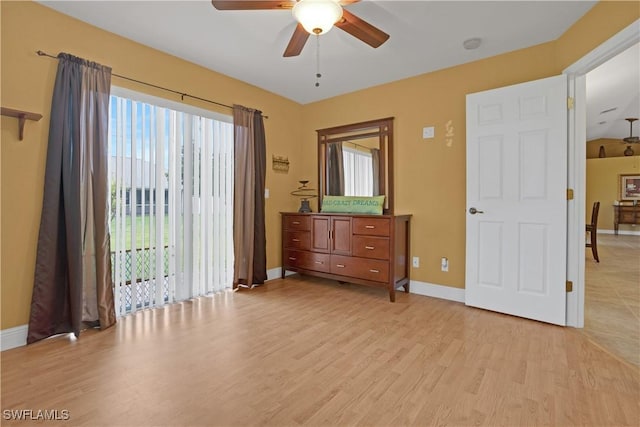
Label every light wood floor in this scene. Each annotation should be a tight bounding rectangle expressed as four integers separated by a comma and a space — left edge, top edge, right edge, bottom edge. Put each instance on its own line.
2, 276, 639, 426
584, 233, 640, 367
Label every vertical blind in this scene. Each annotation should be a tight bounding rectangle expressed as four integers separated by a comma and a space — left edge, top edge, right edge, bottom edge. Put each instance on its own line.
343, 146, 374, 197
109, 91, 234, 316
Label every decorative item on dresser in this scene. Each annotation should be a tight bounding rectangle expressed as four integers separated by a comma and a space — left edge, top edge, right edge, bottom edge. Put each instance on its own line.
290, 180, 317, 213
281, 212, 411, 302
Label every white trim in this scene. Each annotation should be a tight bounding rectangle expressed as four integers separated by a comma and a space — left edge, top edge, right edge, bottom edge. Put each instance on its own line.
266, 267, 296, 282
565, 73, 587, 328
563, 18, 640, 329
409, 280, 465, 303
598, 229, 640, 236
1, 325, 28, 351
267, 270, 466, 304
563, 19, 640, 75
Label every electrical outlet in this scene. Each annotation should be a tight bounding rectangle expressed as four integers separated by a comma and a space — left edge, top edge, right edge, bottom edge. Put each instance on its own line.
441, 257, 449, 272
412, 257, 420, 268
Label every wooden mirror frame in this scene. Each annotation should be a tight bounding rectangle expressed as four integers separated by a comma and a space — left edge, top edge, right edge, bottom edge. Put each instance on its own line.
317, 117, 394, 214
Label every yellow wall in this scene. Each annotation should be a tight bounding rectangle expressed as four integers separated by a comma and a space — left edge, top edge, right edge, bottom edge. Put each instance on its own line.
586, 156, 640, 232
0, 1, 304, 330
300, 1, 639, 289
1, 1, 638, 331
587, 139, 638, 158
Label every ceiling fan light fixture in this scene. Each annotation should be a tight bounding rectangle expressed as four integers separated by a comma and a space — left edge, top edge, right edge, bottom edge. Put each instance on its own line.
292, 0, 343, 35
623, 117, 639, 144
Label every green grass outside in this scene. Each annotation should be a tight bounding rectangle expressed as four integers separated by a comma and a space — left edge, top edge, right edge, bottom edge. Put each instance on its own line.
109, 214, 170, 282
110, 215, 169, 250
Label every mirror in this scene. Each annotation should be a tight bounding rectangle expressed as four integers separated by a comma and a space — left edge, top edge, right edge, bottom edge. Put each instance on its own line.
317, 117, 394, 213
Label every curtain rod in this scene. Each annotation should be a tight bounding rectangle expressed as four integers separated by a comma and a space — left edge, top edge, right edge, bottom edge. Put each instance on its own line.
36, 50, 268, 119
343, 140, 374, 151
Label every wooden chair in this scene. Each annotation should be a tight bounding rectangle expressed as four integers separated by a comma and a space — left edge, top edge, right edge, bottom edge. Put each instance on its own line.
586, 201, 600, 262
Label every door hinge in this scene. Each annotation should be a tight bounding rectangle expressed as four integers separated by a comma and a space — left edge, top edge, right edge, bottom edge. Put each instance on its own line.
566, 281, 573, 292
567, 189, 574, 200
567, 97, 574, 110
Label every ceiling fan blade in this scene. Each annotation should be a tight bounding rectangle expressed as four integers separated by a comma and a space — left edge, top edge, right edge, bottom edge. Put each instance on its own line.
283, 23, 310, 57
211, 0, 295, 10
335, 9, 389, 48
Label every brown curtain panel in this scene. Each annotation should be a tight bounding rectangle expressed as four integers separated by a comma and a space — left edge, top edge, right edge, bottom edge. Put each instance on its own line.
327, 142, 345, 196
27, 53, 116, 344
232, 105, 267, 288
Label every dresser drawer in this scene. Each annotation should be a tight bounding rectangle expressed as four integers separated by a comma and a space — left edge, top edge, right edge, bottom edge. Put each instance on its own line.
284, 249, 330, 273
330, 255, 389, 282
284, 215, 310, 231
352, 217, 390, 236
284, 231, 310, 250
352, 235, 390, 260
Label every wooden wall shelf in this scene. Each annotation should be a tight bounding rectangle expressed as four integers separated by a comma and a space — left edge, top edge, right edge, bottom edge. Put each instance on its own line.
1, 107, 43, 141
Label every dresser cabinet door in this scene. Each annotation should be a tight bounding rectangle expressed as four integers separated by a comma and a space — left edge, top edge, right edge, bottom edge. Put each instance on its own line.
311, 216, 330, 253
331, 217, 352, 256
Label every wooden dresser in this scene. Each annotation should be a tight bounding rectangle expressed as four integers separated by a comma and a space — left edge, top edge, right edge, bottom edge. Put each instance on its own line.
614, 204, 640, 234
281, 212, 411, 302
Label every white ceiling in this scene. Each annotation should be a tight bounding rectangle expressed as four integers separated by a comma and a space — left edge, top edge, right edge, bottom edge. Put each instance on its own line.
586, 42, 640, 142
38, 1, 638, 141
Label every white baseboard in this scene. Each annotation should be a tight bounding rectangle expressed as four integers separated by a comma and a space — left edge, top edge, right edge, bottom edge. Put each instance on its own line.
598, 229, 640, 236
409, 280, 466, 303
269, 267, 466, 303
266, 267, 296, 282
1, 324, 28, 351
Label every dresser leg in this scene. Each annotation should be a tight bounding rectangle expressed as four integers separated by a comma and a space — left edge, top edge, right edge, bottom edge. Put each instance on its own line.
389, 288, 396, 302
403, 282, 410, 293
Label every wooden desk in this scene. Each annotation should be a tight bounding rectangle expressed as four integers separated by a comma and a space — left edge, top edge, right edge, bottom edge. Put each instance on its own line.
613, 204, 640, 235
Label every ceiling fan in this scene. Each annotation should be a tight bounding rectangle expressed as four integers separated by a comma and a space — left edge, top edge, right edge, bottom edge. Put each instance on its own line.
211, 0, 390, 57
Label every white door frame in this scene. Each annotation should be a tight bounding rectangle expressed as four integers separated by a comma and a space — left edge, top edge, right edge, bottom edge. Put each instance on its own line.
564, 19, 640, 327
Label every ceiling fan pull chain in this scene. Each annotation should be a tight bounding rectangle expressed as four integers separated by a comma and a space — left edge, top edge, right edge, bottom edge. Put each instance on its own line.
315, 34, 321, 87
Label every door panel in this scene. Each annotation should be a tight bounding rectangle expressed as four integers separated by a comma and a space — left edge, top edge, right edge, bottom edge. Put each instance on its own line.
466, 74, 567, 326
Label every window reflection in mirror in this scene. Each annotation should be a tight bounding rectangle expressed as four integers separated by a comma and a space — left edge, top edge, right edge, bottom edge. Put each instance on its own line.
327, 138, 380, 197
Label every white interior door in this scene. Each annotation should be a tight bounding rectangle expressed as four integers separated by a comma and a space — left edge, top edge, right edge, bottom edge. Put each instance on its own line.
465, 75, 568, 326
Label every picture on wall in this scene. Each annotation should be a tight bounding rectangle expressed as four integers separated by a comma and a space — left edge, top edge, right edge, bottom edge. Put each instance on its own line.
619, 174, 640, 201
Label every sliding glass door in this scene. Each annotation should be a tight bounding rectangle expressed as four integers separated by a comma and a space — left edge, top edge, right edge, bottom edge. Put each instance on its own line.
109, 89, 234, 316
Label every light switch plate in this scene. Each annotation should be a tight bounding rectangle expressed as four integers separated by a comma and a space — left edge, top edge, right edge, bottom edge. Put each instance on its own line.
422, 126, 435, 139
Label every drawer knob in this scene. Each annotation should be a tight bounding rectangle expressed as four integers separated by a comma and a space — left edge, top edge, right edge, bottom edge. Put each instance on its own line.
292, 221, 300, 225
365, 245, 375, 250
336, 264, 345, 268
289, 257, 297, 261
315, 261, 323, 264
365, 225, 375, 229
369, 269, 380, 273
292, 238, 300, 242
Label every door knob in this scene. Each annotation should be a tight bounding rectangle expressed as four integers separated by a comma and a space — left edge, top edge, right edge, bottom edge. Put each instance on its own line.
469, 207, 484, 215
